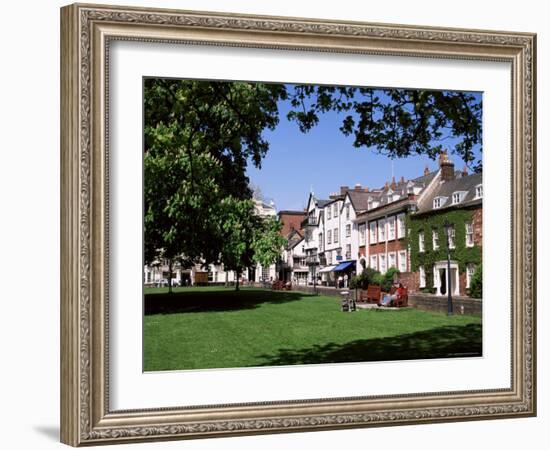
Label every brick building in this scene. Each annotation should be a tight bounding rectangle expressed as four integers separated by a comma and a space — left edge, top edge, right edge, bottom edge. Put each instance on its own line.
406, 152, 483, 297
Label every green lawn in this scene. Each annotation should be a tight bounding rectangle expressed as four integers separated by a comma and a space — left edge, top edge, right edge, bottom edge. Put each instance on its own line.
143, 286, 482, 371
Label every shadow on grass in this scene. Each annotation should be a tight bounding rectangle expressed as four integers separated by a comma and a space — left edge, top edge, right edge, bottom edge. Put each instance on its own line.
145, 288, 312, 315
256, 323, 482, 366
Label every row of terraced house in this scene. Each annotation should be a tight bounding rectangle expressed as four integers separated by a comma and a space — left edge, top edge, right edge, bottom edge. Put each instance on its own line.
144, 151, 482, 297
277, 151, 482, 297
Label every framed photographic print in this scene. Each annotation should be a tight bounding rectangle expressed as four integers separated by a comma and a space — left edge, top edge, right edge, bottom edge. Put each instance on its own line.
60, 3, 536, 446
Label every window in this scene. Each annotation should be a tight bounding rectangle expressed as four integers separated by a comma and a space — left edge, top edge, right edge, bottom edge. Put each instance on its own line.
327, 229, 332, 244
397, 213, 406, 239
326, 251, 332, 265
370, 254, 378, 270
318, 233, 323, 251
452, 192, 465, 205
346, 204, 350, 220
419, 265, 426, 288
262, 266, 270, 281
359, 223, 366, 246
378, 218, 386, 241
466, 264, 476, 288
379, 254, 387, 274
345, 244, 351, 260
388, 217, 396, 240
333, 228, 339, 243
433, 196, 447, 209
327, 207, 331, 220
465, 222, 474, 247
388, 252, 396, 268
345, 224, 351, 237
448, 225, 456, 249
419, 231, 425, 252
475, 184, 483, 199
300, 258, 306, 267
432, 229, 439, 250
398, 250, 407, 272
333, 203, 338, 217
369, 222, 377, 244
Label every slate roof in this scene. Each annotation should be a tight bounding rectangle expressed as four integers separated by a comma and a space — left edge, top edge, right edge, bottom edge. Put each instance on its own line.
346, 190, 374, 212
416, 172, 482, 214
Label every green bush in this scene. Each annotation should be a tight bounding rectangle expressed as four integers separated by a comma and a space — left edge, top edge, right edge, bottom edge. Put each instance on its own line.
350, 268, 380, 290
381, 267, 400, 292
469, 265, 482, 298
351, 267, 400, 292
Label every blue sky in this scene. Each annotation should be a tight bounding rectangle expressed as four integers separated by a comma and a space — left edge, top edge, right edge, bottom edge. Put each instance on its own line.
247, 88, 482, 211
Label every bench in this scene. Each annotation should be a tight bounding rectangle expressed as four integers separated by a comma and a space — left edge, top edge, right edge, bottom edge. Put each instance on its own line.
359, 284, 382, 303
271, 280, 292, 291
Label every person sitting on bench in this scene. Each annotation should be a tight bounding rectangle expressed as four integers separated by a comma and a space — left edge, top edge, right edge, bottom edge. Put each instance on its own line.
379, 283, 405, 307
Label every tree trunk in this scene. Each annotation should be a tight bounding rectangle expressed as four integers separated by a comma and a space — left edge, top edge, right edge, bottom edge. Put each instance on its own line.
235, 270, 240, 291
168, 259, 173, 294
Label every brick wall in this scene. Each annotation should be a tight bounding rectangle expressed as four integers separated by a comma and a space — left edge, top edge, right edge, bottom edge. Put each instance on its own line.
369, 238, 407, 255
395, 271, 419, 292
408, 293, 482, 316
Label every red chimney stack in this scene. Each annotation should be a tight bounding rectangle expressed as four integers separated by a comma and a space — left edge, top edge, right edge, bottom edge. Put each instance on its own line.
439, 150, 455, 182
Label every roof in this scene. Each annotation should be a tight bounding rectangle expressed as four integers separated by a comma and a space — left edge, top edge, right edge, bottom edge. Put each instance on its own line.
416, 172, 482, 214
287, 230, 304, 250
346, 190, 374, 212
278, 210, 307, 215
278, 210, 306, 236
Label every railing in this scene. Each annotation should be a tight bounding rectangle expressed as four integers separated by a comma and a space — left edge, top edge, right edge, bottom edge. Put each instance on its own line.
301, 216, 318, 228
305, 254, 320, 265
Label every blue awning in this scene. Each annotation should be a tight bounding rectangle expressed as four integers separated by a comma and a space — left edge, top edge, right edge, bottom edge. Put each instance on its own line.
332, 261, 355, 271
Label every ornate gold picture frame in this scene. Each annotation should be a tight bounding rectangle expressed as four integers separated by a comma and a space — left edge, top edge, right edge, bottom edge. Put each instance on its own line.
60, 3, 536, 446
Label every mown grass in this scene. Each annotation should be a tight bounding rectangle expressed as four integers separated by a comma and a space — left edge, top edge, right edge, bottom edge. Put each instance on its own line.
143, 286, 482, 371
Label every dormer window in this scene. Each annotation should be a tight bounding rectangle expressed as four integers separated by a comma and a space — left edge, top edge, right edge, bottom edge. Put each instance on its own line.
433, 196, 447, 209
475, 184, 483, 199
451, 191, 467, 205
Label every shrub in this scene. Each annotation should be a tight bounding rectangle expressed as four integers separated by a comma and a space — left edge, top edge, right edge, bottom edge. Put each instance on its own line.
371, 272, 384, 287
381, 267, 400, 292
350, 268, 380, 290
469, 265, 482, 298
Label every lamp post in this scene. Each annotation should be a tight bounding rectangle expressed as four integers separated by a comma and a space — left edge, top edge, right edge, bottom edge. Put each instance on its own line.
443, 219, 454, 316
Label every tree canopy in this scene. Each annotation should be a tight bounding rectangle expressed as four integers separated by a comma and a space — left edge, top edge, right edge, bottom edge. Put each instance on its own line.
287, 85, 482, 172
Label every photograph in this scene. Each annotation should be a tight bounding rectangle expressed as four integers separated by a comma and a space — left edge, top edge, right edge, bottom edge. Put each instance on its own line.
55, 1, 536, 446
142, 79, 484, 372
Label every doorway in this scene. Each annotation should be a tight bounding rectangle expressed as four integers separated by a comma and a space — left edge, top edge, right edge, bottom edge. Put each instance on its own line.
434, 262, 459, 296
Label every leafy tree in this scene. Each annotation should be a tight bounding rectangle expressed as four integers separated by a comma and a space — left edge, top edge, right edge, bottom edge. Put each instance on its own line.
217, 197, 257, 291
252, 216, 287, 269
144, 79, 287, 267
